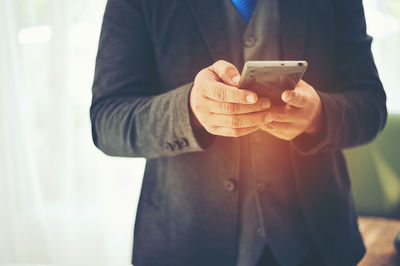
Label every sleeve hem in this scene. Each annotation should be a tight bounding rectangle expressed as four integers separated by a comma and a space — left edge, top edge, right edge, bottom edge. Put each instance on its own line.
173, 82, 216, 153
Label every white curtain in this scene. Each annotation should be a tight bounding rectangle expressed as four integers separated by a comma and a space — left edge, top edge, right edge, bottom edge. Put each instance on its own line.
363, 0, 400, 113
0, 0, 399, 265
0, 0, 145, 265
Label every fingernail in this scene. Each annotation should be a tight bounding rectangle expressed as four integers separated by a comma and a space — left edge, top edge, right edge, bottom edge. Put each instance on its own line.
246, 94, 256, 103
232, 75, 240, 84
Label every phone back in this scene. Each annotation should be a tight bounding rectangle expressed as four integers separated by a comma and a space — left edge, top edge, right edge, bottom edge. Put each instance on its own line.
239, 63, 307, 105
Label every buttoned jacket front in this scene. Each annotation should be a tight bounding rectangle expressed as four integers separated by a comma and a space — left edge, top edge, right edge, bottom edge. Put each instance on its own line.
90, 0, 387, 265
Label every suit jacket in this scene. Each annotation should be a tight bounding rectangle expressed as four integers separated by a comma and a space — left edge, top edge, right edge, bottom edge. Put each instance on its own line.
90, 0, 387, 265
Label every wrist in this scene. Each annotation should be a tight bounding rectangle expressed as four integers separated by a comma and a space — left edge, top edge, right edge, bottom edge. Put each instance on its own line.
304, 99, 323, 136
189, 106, 203, 129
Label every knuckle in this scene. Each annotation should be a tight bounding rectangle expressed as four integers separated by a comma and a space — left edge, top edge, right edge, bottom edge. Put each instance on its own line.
215, 59, 225, 66
196, 69, 207, 82
231, 128, 240, 137
194, 71, 202, 82
228, 115, 240, 127
285, 135, 295, 141
194, 104, 202, 112
217, 59, 230, 68
192, 100, 202, 112
206, 66, 214, 74
224, 65, 235, 75
284, 133, 293, 140
200, 68, 208, 76
215, 60, 235, 78
299, 96, 307, 106
233, 94, 242, 103
265, 113, 274, 122
233, 90, 245, 102
282, 130, 296, 141
205, 125, 217, 135
279, 131, 290, 141
213, 60, 225, 71
223, 102, 236, 113
214, 86, 226, 101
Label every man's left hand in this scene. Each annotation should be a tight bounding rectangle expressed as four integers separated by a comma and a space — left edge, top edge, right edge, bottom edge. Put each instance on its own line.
258, 80, 323, 141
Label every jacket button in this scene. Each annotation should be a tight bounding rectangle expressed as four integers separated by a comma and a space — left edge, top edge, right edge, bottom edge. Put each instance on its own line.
166, 142, 176, 151
224, 179, 236, 192
257, 227, 266, 237
243, 36, 256, 47
180, 137, 189, 147
256, 181, 266, 192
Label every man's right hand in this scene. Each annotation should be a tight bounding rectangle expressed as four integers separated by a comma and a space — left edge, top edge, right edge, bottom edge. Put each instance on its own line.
190, 60, 271, 137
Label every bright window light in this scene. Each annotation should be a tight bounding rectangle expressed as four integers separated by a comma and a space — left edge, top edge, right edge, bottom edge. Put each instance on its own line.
17, 25, 52, 44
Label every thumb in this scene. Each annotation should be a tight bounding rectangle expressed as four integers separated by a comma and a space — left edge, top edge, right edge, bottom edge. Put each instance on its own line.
209, 60, 241, 87
281, 89, 309, 108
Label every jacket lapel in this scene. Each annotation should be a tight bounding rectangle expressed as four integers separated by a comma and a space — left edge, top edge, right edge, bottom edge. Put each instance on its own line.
184, 0, 231, 62
279, 0, 310, 59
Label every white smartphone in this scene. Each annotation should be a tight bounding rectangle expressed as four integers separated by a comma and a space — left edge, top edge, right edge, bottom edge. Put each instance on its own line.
238, 60, 308, 105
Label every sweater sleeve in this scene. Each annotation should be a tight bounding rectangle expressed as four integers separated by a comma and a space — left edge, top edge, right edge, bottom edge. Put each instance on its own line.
90, 0, 214, 159
290, 0, 387, 155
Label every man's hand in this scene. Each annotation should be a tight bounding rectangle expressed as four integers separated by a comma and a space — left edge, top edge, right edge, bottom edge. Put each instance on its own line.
190, 60, 271, 137
258, 80, 323, 140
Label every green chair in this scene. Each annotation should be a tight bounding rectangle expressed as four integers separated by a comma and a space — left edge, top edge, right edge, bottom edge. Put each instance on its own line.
344, 114, 400, 218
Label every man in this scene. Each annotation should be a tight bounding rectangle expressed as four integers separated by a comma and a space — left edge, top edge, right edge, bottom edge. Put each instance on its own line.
90, 0, 387, 265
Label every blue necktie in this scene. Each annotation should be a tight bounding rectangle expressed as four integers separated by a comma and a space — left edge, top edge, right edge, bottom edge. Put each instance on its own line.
231, 0, 257, 23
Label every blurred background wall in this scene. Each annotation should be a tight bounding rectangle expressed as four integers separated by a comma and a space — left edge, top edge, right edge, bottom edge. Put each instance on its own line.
0, 0, 399, 265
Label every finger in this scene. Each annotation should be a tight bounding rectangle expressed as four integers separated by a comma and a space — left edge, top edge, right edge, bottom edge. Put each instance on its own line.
203, 81, 258, 104
205, 97, 271, 114
209, 60, 241, 86
263, 105, 305, 123
209, 112, 267, 128
281, 89, 309, 108
209, 125, 259, 137
259, 121, 301, 141
260, 121, 295, 131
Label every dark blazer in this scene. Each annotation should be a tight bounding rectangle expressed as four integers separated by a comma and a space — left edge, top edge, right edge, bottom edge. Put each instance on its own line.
90, 0, 387, 265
